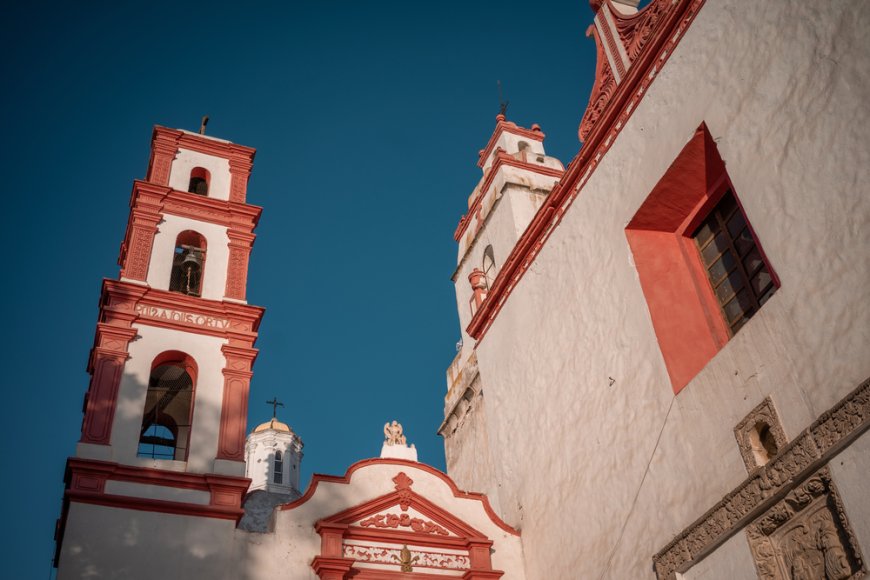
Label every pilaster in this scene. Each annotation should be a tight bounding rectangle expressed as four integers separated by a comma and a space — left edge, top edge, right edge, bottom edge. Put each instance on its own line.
217, 344, 258, 461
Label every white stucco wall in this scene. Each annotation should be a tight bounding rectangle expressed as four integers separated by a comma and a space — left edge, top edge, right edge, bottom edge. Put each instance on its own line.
107, 324, 228, 474
146, 213, 230, 301
257, 462, 526, 579
57, 503, 243, 580
59, 462, 525, 579
449, 1, 870, 579
481, 134, 545, 172
167, 147, 231, 201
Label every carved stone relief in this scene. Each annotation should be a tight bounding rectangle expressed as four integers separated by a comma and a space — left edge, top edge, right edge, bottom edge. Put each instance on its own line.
653, 378, 870, 579
746, 468, 864, 580
735, 397, 789, 472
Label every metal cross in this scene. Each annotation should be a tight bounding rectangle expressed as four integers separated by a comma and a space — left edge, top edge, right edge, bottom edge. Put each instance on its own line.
266, 397, 284, 419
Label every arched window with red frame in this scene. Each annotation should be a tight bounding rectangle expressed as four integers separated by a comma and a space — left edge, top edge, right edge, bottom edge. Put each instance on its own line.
169, 230, 207, 297
187, 167, 210, 196
137, 351, 197, 461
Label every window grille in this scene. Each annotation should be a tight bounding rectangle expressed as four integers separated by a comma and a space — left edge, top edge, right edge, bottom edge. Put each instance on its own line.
693, 191, 776, 335
137, 363, 194, 460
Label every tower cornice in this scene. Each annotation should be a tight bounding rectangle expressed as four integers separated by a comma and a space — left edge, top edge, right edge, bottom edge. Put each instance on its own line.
101, 279, 265, 342
477, 115, 545, 169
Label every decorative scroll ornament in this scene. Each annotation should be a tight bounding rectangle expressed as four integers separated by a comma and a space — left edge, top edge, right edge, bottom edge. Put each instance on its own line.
653, 378, 870, 579
578, 0, 672, 142
359, 512, 450, 536
746, 469, 864, 580
393, 471, 414, 511
342, 544, 470, 571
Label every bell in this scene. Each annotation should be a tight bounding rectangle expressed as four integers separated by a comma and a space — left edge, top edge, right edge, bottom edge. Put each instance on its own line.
181, 249, 202, 268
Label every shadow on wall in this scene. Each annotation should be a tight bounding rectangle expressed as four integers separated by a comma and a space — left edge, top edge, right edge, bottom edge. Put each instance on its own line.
112, 349, 223, 472
62, 366, 258, 578
61, 504, 252, 579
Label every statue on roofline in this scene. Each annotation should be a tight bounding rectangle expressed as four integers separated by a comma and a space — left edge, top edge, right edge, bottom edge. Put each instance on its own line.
384, 421, 406, 446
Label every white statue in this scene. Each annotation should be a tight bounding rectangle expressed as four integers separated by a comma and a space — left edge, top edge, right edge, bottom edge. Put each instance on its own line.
384, 421, 407, 446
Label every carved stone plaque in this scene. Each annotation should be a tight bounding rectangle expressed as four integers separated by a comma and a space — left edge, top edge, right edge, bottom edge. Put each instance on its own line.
746, 468, 864, 580
734, 397, 788, 472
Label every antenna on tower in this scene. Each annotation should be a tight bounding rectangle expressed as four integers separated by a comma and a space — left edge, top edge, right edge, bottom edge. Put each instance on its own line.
199, 115, 209, 135
497, 80, 509, 117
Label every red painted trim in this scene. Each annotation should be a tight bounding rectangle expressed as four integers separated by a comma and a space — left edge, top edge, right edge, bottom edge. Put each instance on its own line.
103, 279, 265, 341
281, 458, 519, 536
624, 124, 779, 392
225, 230, 255, 301
321, 488, 489, 544
348, 570, 503, 580
80, 278, 262, 446
312, 556, 355, 580
466, 0, 707, 342
63, 457, 250, 520
147, 126, 256, 203
309, 466, 504, 578
216, 344, 257, 461
455, 151, 564, 242
79, 320, 138, 445
477, 115, 545, 169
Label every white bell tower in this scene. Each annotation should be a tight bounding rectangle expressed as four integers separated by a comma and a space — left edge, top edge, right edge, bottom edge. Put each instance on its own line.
245, 402, 304, 495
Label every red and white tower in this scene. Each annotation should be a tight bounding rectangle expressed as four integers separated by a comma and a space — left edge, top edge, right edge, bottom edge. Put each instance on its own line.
56, 126, 264, 572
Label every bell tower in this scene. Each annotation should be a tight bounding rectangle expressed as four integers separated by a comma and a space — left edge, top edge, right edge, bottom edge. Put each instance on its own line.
57, 126, 265, 571
439, 114, 563, 508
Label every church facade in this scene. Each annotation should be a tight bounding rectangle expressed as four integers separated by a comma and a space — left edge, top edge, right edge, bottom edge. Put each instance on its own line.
55, 0, 869, 578
441, 0, 870, 578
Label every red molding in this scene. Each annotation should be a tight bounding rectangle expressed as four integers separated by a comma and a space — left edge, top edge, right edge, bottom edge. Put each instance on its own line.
216, 344, 257, 461
102, 279, 265, 342
454, 151, 564, 242
466, 0, 707, 341
79, 279, 262, 446
146, 126, 256, 203
281, 458, 519, 536
63, 458, 250, 521
477, 114, 545, 168
118, 179, 262, 285
625, 125, 780, 392
309, 465, 505, 578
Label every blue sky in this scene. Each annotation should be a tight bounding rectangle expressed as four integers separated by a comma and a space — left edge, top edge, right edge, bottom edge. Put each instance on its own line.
1, 1, 595, 576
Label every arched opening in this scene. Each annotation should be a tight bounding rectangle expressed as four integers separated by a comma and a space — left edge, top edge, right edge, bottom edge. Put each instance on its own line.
187, 167, 210, 196
274, 450, 284, 484
482, 245, 496, 290
137, 351, 197, 461
749, 421, 779, 467
169, 230, 207, 296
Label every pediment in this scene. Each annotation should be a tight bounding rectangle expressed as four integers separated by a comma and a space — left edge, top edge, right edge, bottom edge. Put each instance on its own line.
318, 471, 485, 541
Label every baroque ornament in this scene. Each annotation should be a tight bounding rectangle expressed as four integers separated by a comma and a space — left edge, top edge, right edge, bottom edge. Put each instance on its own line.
653, 378, 870, 579
746, 469, 863, 580
359, 513, 450, 536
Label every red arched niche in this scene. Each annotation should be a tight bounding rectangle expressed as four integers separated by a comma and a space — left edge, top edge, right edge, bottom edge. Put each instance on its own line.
309, 468, 506, 580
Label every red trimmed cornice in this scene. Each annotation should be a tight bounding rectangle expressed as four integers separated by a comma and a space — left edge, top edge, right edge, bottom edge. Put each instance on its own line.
477, 115, 545, 168
454, 152, 564, 242
466, 0, 706, 341
151, 125, 256, 164
63, 457, 250, 522
280, 458, 519, 536
131, 180, 262, 230
102, 279, 264, 342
